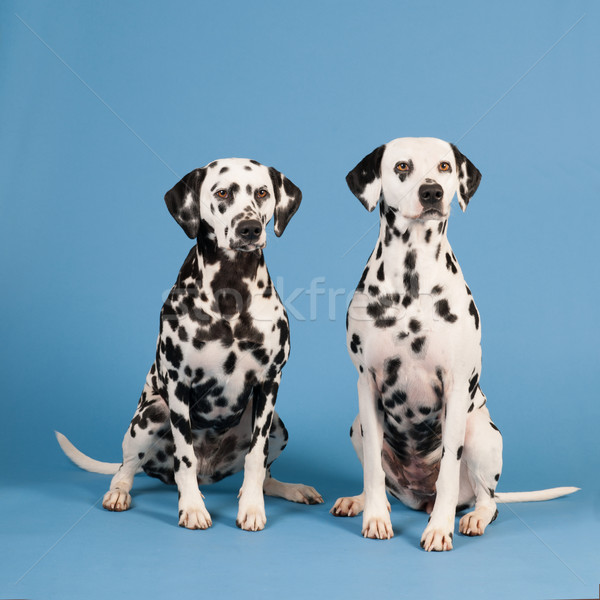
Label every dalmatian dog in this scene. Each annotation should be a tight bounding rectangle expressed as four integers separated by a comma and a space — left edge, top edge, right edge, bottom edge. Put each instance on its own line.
57, 158, 323, 531
331, 137, 578, 550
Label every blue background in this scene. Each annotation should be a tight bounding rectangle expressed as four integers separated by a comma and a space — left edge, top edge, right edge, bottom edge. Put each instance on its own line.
1, 1, 599, 598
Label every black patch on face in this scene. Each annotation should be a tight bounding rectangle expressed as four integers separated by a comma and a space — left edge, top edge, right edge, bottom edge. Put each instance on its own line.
435, 299, 458, 323
431, 285, 443, 295
425, 229, 432, 243
465, 284, 472, 296
402, 295, 412, 308
377, 262, 385, 282
494, 473, 500, 481
402, 229, 410, 243
219, 166, 229, 174
246, 184, 252, 195
457, 445, 463, 460
395, 159, 414, 183
404, 250, 416, 271
419, 406, 431, 415
368, 285, 379, 296
244, 165, 252, 171
366, 302, 384, 319
490, 421, 500, 432
469, 300, 480, 329
468, 402, 474, 412
411, 336, 425, 354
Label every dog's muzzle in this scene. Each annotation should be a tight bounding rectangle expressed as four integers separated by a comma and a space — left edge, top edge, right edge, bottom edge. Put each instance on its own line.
233, 219, 264, 250
418, 183, 444, 217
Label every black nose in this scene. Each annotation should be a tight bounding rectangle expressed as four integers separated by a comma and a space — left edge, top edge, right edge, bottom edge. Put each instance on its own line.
419, 183, 444, 206
236, 219, 262, 243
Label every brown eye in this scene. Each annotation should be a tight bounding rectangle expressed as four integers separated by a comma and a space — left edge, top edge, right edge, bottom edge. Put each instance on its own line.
439, 162, 450, 172
216, 189, 228, 199
256, 189, 268, 199
395, 162, 410, 172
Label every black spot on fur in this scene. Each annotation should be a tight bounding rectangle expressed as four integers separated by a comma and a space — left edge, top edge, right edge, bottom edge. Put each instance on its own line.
469, 300, 480, 329
411, 336, 425, 354
435, 299, 458, 323
457, 445, 463, 460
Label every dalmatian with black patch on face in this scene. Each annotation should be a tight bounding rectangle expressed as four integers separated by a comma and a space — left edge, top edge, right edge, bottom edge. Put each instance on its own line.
331, 137, 578, 550
56, 158, 323, 531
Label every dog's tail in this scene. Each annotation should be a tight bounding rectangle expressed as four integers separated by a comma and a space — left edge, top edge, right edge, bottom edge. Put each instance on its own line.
55, 431, 124, 475
495, 487, 579, 503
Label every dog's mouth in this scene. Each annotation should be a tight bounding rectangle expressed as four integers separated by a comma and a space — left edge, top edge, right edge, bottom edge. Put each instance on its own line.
230, 242, 265, 252
418, 208, 447, 220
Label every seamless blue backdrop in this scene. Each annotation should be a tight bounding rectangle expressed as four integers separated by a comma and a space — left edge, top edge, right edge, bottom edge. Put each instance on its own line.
1, 1, 599, 599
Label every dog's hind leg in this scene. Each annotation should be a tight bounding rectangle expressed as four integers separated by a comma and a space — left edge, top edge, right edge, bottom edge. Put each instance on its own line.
262, 412, 323, 505
458, 394, 503, 537
103, 379, 169, 512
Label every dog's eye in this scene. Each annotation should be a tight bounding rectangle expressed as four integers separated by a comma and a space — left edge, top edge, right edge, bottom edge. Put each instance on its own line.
395, 162, 410, 172
216, 189, 228, 199
256, 189, 268, 199
439, 162, 451, 172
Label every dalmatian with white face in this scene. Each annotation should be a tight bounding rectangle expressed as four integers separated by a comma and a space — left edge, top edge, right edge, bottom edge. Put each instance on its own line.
331, 137, 578, 550
57, 158, 323, 531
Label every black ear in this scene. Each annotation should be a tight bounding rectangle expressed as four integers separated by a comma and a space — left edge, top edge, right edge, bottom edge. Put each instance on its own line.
164, 168, 206, 238
346, 145, 386, 212
268, 167, 302, 237
450, 144, 482, 211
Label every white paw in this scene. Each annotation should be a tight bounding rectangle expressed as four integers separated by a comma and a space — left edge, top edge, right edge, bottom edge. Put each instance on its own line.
285, 484, 324, 505
236, 505, 267, 531
178, 504, 212, 530
420, 523, 454, 551
103, 489, 131, 512
362, 509, 393, 539
331, 494, 365, 517
459, 508, 494, 536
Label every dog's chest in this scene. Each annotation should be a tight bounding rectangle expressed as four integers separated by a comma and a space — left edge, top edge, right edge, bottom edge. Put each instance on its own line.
159, 283, 289, 426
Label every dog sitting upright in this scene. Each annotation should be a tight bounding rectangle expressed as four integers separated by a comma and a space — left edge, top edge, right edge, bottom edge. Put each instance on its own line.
331, 137, 577, 550
57, 158, 323, 531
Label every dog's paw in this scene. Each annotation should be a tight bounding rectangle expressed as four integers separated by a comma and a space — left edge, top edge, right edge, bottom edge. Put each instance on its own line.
420, 523, 454, 551
459, 507, 495, 536
236, 505, 267, 531
102, 489, 131, 512
331, 493, 365, 517
178, 505, 212, 530
285, 484, 324, 505
362, 511, 394, 540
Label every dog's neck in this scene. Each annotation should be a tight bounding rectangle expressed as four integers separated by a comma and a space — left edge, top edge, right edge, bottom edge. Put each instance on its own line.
374, 204, 452, 297
193, 232, 267, 317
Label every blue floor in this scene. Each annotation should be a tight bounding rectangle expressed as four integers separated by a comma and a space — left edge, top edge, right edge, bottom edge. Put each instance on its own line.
2, 454, 598, 600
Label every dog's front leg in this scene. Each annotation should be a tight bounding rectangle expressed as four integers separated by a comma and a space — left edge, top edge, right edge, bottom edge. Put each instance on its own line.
167, 379, 212, 530
237, 374, 281, 531
358, 374, 393, 539
420, 381, 469, 551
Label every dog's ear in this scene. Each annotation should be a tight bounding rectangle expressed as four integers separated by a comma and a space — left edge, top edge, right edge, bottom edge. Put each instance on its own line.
346, 145, 386, 212
268, 167, 302, 237
450, 144, 482, 211
164, 168, 207, 238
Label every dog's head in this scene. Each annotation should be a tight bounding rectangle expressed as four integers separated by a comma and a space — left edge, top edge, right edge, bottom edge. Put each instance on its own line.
346, 137, 481, 220
165, 158, 302, 250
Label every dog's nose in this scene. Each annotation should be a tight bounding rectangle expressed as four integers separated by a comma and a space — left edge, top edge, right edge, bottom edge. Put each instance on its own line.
236, 219, 262, 243
419, 183, 444, 206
